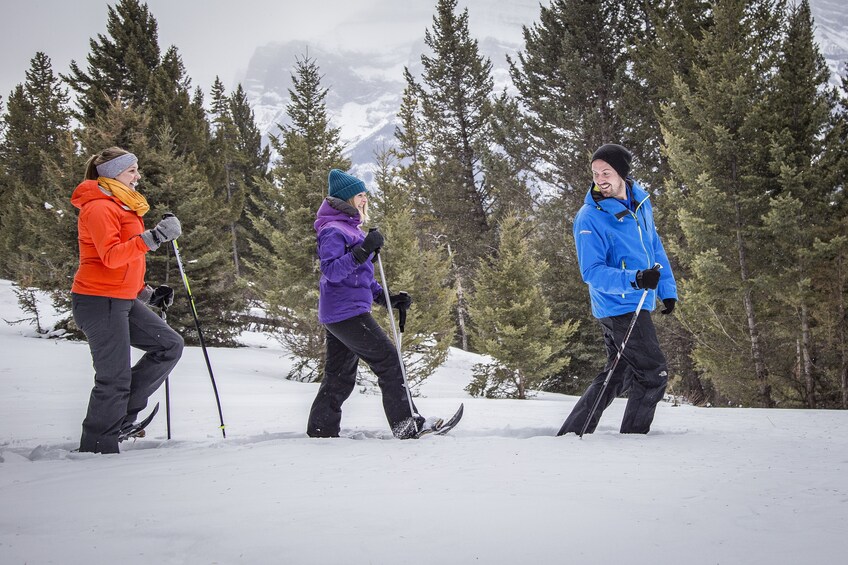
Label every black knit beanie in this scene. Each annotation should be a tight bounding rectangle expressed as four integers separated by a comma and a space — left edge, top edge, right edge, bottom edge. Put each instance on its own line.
591, 144, 632, 180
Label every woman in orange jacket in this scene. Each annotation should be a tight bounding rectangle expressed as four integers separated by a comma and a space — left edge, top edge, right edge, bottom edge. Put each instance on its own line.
71, 147, 184, 453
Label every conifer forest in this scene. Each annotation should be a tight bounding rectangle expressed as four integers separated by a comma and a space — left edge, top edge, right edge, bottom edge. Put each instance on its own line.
1, 0, 846, 409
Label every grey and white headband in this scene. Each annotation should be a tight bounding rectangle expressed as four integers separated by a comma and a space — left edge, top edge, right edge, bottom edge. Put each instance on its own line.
96, 153, 138, 179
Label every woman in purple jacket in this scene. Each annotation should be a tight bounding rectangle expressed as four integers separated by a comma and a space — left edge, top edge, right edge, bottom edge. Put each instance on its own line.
307, 169, 430, 439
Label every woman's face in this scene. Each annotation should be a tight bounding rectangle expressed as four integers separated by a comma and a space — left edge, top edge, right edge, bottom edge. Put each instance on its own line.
352, 192, 368, 215
115, 163, 141, 190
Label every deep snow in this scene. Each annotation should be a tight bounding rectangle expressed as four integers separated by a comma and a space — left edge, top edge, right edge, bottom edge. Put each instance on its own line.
1, 279, 846, 564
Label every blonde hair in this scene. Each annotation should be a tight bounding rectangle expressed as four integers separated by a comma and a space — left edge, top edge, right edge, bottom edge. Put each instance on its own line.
348, 194, 369, 226
83, 147, 131, 181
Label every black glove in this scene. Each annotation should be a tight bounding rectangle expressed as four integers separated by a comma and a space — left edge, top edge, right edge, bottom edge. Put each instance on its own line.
141, 215, 182, 251
149, 285, 174, 309
634, 266, 661, 290
661, 298, 676, 315
375, 291, 412, 310
390, 292, 412, 312
352, 229, 384, 264
375, 292, 413, 332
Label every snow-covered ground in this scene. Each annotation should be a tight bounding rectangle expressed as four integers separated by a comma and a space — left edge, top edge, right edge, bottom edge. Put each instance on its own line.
1, 279, 846, 564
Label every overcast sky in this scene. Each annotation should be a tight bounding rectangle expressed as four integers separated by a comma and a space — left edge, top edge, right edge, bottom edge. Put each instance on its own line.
0, 0, 442, 102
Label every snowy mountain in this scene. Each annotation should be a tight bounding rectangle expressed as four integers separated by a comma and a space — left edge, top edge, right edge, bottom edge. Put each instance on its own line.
812, 0, 848, 82
241, 0, 536, 181
243, 0, 848, 180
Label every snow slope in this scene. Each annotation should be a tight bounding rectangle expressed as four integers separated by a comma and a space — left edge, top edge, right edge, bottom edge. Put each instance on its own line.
0, 279, 846, 564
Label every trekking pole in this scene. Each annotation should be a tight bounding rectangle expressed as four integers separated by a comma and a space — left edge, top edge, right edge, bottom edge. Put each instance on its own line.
371, 229, 418, 432
167, 220, 226, 439
579, 264, 660, 438
158, 305, 172, 440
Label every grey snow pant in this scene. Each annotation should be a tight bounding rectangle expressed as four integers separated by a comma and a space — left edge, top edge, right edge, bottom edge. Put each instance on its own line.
307, 313, 421, 438
73, 293, 184, 453
558, 309, 668, 436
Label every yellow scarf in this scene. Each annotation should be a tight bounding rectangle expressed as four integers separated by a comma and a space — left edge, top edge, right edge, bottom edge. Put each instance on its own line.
98, 177, 150, 217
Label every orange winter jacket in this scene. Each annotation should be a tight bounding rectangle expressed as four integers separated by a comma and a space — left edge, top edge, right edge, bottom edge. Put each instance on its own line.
71, 180, 151, 299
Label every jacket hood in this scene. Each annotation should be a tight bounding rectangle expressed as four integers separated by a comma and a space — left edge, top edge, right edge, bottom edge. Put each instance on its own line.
71, 179, 122, 210
314, 197, 361, 233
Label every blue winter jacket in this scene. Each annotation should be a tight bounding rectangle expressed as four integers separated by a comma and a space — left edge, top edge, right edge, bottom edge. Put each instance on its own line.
573, 179, 677, 319
314, 197, 383, 324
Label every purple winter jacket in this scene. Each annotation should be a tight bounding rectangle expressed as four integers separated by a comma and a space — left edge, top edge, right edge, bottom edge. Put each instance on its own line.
314, 197, 383, 324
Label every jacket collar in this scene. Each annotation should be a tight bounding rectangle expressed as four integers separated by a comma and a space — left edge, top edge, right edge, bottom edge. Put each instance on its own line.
585, 179, 650, 218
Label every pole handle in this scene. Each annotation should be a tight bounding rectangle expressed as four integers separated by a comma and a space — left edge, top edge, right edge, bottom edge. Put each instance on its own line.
397, 291, 408, 333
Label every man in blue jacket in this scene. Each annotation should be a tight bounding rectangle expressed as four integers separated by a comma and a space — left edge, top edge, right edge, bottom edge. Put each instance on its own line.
557, 144, 678, 435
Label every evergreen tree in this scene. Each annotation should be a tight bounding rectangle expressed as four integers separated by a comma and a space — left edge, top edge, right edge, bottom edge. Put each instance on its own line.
65, 1, 208, 161
505, 0, 650, 394
624, 0, 712, 190
803, 65, 848, 408
0, 52, 71, 185
823, 67, 848, 408
209, 80, 270, 279
508, 0, 635, 197
483, 91, 536, 218
759, 0, 837, 407
394, 76, 475, 352
147, 130, 244, 346
64, 0, 160, 122
404, 0, 495, 272
368, 150, 456, 390
0, 52, 77, 305
147, 46, 209, 157
628, 1, 713, 406
528, 194, 598, 394
466, 214, 577, 399
246, 54, 348, 380
208, 77, 244, 276
662, 0, 786, 407
395, 0, 500, 350
394, 69, 434, 223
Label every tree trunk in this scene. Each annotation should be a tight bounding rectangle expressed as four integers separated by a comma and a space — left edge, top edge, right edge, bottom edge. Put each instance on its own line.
838, 249, 847, 409
732, 162, 772, 407
516, 370, 526, 400
230, 223, 240, 276
447, 243, 469, 351
455, 272, 469, 351
224, 163, 241, 276
800, 302, 815, 408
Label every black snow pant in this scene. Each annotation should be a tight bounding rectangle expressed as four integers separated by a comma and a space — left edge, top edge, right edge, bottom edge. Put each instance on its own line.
73, 293, 184, 453
307, 313, 421, 439
558, 309, 668, 436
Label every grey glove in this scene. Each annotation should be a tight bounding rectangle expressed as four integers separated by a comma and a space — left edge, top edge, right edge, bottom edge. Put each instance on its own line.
137, 285, 154, 303
141, 215, 182, 251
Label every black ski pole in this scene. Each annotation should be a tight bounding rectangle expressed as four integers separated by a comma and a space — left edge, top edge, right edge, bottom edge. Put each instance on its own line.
579, 264, 660, 438
158, 304, 172, 440
168, 223, 226, 438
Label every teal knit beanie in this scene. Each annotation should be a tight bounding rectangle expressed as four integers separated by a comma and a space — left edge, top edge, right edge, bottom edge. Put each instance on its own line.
327, 169, 367, 201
